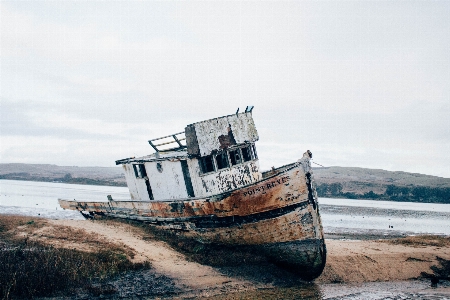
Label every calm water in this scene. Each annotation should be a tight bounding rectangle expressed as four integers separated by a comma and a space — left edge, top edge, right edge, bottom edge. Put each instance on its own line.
0, 179, 129, 220
320, 198, 450, 236
1, 179, 449, 236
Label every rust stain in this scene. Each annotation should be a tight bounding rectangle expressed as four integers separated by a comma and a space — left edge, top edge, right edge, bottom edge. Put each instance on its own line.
218, 125, 237, 149
62, 164, 308, 220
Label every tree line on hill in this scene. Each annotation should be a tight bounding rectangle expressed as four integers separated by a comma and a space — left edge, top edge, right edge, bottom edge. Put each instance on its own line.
0, 172, 126, 187
316, 182, 450, 204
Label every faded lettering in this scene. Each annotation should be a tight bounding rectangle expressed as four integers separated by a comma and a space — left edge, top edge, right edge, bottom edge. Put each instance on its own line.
243, 176, 290, 197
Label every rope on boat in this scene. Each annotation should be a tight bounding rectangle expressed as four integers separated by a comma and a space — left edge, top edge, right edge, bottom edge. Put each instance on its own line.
312, 161, 325, 167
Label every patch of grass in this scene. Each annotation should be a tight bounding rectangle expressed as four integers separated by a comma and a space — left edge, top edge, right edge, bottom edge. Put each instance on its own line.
35, 224, 137, 259
0, 215, 151, 299
0, 215, 46, 234
385, 235, 450, 248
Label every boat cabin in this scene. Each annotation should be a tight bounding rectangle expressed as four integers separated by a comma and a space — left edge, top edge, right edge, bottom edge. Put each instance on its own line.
115, 110, 262, 200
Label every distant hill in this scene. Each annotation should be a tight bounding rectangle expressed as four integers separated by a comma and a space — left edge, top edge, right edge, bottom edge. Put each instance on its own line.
313, 167, 450, 203
0, 163, 126, 187
1, 163, 449, 203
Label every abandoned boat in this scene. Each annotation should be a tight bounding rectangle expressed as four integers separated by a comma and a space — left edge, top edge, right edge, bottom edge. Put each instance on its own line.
59, 108, 326, 280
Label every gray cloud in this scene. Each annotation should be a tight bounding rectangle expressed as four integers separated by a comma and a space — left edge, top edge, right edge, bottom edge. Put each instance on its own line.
1, 1, 449, 177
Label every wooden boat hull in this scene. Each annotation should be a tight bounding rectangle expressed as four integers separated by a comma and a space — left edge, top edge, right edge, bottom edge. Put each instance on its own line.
59, 158, 326, 280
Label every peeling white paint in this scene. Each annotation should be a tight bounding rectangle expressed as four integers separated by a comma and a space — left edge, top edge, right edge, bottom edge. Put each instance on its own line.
192, 112, 258, 156
145, 160, 189, 200
122, 164, 150, 200
187, 159, 262, 197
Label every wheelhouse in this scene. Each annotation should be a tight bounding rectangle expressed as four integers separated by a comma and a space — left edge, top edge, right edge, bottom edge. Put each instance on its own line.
116, 110, 262, 201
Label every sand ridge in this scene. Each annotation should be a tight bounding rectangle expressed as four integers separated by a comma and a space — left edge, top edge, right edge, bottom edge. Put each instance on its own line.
318, 238, 450, 283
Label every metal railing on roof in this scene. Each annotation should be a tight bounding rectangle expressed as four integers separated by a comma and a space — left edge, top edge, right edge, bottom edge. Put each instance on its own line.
148, 131, 186, 152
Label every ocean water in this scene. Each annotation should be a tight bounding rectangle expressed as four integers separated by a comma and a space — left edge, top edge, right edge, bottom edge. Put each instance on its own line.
320, 198, 450, 236
1, 179, 449, 236
0, 179, 129, 220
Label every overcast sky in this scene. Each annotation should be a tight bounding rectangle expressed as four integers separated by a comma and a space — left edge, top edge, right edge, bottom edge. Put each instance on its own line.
1, 1, 449, 178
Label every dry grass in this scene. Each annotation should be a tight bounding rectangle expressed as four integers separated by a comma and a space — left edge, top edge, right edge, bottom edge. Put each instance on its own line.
33, 224, 137, 259
384, 235, 450, 248
0, 215, 150, 299
2, 215, 137, 259
0, 214, 46, 233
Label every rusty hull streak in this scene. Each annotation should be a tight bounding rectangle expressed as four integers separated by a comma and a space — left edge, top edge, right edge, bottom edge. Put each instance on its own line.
218, 125, 237, 149
167, 204, 317, 246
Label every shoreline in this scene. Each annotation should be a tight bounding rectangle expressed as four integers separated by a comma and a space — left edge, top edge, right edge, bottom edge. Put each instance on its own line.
1, 215, 449, 299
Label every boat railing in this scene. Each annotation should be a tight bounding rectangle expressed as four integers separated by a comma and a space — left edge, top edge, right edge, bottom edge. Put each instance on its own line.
148, 131, 186, 152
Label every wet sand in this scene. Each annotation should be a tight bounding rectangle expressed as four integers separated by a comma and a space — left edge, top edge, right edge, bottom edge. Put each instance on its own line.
17, 218, 450, 299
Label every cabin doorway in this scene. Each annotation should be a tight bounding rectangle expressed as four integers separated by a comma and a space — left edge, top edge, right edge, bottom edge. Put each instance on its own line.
180, 160, 195, 197
133, 164, 154, 200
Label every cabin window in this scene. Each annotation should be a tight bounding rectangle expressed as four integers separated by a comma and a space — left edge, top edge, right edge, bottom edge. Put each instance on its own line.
215, 152, 229, 170
229, 149, 242, 165
133, 164, 147, 178
252, 144, 258, 159
199, 155, 215, 174
241, 145, 253, 162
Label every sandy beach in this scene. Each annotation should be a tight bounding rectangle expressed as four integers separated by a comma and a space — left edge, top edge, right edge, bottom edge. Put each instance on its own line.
2, 216, 444, 299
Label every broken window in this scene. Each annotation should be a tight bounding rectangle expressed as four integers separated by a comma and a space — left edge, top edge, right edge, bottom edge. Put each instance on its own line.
241, 145, 253, 162
229, 149, 242, 165
252, 144, 258, 159
215, 152, 229, 170
199, 155, 215, 174
133, 164, 147, 178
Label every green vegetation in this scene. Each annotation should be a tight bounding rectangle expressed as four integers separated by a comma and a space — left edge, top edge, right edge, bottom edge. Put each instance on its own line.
313, 166, 450, 203
316, 182, 450, 204
0, 215, 149, 299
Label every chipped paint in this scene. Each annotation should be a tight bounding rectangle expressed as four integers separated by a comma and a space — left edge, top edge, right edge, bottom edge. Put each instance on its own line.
185, 112, 258, 157
187, 159, 262, 197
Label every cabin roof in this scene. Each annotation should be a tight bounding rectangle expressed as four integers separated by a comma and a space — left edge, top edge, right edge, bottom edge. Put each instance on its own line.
115, 149, 188, 165
185, 111, 258, 157
115, 108, 258, 165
